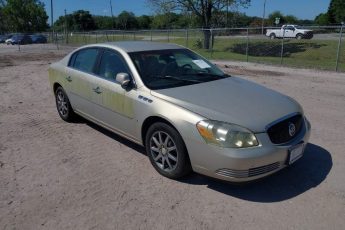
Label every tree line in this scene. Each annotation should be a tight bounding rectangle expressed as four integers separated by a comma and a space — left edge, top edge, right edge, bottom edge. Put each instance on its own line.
0, 0, 344, 36
53, 9, 317, 32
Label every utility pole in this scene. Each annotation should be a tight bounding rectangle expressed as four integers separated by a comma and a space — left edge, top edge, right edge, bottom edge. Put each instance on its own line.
261, 0, 266, 35
64, 9, 68, 44
110, 0, 115, 29
50, 0, 54, 42
226, 0, 229, 28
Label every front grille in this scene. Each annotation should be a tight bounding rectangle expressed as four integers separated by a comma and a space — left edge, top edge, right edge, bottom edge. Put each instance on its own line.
304, 32, 314, 39
215, 162, 281, 179
267, 114, 303, 144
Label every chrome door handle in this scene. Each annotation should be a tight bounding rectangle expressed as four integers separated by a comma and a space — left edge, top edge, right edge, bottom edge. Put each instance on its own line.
92, 86, 102, 94
65, 76, 72, 82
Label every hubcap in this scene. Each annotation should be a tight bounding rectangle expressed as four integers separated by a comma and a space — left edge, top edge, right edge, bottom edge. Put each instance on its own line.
56, 90, 68, 117
150, 131, 178, 172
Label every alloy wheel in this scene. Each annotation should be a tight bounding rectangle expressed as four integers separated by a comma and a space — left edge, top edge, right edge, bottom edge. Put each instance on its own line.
149, 131, 178, 172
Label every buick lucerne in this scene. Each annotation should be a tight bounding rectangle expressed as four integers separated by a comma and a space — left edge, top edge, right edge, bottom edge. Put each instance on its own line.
48, 41, 311, 182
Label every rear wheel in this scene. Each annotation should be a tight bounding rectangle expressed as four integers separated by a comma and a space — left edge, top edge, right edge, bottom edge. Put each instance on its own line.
270, 33, 276, 39
145, 122, 192, 179
55, 86, 75, 122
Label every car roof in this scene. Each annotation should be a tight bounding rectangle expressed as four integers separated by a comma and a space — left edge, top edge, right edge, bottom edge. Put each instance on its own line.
101, 41, 184, 53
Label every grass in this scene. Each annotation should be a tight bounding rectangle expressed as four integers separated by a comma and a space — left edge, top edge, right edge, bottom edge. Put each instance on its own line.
54, 33, 345, 72
168, 37, 345, 71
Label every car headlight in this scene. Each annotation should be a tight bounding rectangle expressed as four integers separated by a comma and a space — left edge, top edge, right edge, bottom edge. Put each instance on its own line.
196, 120, 259, 148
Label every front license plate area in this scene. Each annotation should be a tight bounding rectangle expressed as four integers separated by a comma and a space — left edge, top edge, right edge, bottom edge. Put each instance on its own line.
288, 143, 305, 165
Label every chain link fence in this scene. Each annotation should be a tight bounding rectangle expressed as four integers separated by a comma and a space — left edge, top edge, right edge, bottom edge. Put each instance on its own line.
2, 25, 344, 72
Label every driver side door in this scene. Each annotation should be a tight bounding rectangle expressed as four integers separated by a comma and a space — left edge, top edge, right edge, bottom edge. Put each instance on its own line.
90, 49, 138, 139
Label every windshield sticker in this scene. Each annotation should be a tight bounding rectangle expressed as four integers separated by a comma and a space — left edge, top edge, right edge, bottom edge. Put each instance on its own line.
193, 60, 211, 69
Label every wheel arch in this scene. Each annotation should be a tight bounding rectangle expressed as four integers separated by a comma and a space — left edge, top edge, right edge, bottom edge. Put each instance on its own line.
141, 116, 179, 147
296, 33, 303, 38
141, 115, 192, 170
53, 82, 62, 94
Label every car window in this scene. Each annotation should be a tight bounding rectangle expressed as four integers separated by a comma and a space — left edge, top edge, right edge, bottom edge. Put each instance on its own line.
72, 48, 99, 73
98, 50, 130, 82
129, 49, 227, 90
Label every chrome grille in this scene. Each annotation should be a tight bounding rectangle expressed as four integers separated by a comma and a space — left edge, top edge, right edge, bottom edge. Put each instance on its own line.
267, 114, 303, 144
215, 162, 281, 179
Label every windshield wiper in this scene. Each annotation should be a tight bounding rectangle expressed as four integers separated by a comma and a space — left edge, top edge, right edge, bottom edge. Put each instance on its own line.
182, 72, 230, 78
154, 75, 202, 83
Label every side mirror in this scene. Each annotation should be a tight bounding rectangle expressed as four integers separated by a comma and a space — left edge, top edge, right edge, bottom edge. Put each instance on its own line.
116, 73, 132, 89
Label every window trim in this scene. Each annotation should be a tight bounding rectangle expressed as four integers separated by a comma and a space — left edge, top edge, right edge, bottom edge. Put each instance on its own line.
94, 48, 137, 88
67, 46, 137, 89
68, 47, 102, 74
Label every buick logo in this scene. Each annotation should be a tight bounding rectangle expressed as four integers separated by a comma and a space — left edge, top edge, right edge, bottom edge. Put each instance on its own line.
288, 122, 296, 137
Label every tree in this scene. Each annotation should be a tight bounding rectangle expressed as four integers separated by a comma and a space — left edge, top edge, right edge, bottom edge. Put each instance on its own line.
70, 10, 96, 31
327, 0, 345, 23
267, 11, 285, 26
94, 16, 115, 30
314, 13, 330, 26
2, 0, 48, 32
117, 11, 138, 30
137, 15, 153, 29
285, 15, 298, 24
146, 0, 250, 49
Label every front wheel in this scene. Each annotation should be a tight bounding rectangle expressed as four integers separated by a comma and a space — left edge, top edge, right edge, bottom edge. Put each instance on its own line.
55, 86, 75, 122
270, 33, 276, 39
145, 122, 192, 179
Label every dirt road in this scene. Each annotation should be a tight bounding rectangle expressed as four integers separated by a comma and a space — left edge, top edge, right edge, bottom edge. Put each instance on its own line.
1, 44, 344, 230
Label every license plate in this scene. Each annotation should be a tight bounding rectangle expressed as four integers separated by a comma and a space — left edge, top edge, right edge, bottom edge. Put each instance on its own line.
288, 143, 305, 165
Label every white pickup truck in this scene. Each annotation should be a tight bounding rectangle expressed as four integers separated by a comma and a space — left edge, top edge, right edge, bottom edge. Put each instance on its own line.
266, 25, 313, 40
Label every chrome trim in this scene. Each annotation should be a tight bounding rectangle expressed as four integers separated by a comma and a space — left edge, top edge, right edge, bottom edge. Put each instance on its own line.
264, 112, 301, 132
215, 162, 282, 179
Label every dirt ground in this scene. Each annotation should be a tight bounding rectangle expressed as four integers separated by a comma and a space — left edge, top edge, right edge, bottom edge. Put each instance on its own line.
1, 44, 345, 230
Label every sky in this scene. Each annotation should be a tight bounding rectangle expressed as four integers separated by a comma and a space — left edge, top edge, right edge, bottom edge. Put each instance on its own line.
41, 0, 331, 24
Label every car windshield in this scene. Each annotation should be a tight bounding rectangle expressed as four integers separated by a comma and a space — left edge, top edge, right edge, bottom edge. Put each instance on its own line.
129, 49, 229, 90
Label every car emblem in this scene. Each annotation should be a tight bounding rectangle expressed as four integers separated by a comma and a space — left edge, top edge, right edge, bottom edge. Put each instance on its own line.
288, 122, 296, 137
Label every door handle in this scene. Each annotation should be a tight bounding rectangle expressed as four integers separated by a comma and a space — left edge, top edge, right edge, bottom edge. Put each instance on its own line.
65, 76, 72, 82
92, 86, 102, 94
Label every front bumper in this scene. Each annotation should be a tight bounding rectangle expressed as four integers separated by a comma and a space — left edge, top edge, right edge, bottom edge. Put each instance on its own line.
186, 118, 311, 182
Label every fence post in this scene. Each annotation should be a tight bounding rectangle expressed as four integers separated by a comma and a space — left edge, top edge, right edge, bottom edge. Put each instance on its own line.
95, 32, 98, 43
246, 28, 249, 62
210, 29, 214, 58
167, 30, 170, 42
106, 31, 109, 42
55, 32, 59, 50
185, 29, 189, 47
280, 29, 285, 65
336, 23, 344, 72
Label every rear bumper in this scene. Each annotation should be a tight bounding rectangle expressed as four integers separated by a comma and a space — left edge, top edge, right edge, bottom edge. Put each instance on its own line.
186, 117, 311, 182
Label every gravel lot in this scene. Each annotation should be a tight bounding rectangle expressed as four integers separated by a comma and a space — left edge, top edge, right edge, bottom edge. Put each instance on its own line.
1, 44, 345, 230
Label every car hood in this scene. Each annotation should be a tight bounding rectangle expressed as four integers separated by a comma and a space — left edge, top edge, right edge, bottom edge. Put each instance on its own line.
151, 77, 302, 133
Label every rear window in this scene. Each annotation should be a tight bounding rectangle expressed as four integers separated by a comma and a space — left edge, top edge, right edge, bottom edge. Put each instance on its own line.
71, 48, 99, 73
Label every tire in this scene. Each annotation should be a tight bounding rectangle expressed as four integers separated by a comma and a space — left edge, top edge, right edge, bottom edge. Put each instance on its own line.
296, 34, 303, 40
270, 33, 276, 39
54, 86, 75, 122
145, 122, 192, 179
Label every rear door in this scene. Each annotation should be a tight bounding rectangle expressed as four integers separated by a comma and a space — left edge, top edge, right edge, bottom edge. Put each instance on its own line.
67, 47, 101, 117
284, 26, 295, 38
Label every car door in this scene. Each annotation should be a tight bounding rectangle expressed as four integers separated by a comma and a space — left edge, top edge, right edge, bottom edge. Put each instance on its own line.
67, 47, 101, 117
284, 26, 294, 38
90, 49, 138, 139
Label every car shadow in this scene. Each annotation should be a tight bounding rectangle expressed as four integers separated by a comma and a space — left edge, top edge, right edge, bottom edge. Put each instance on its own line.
179, 143, 332, 202
77, 118, 332, 202
82, 118, 147, 156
